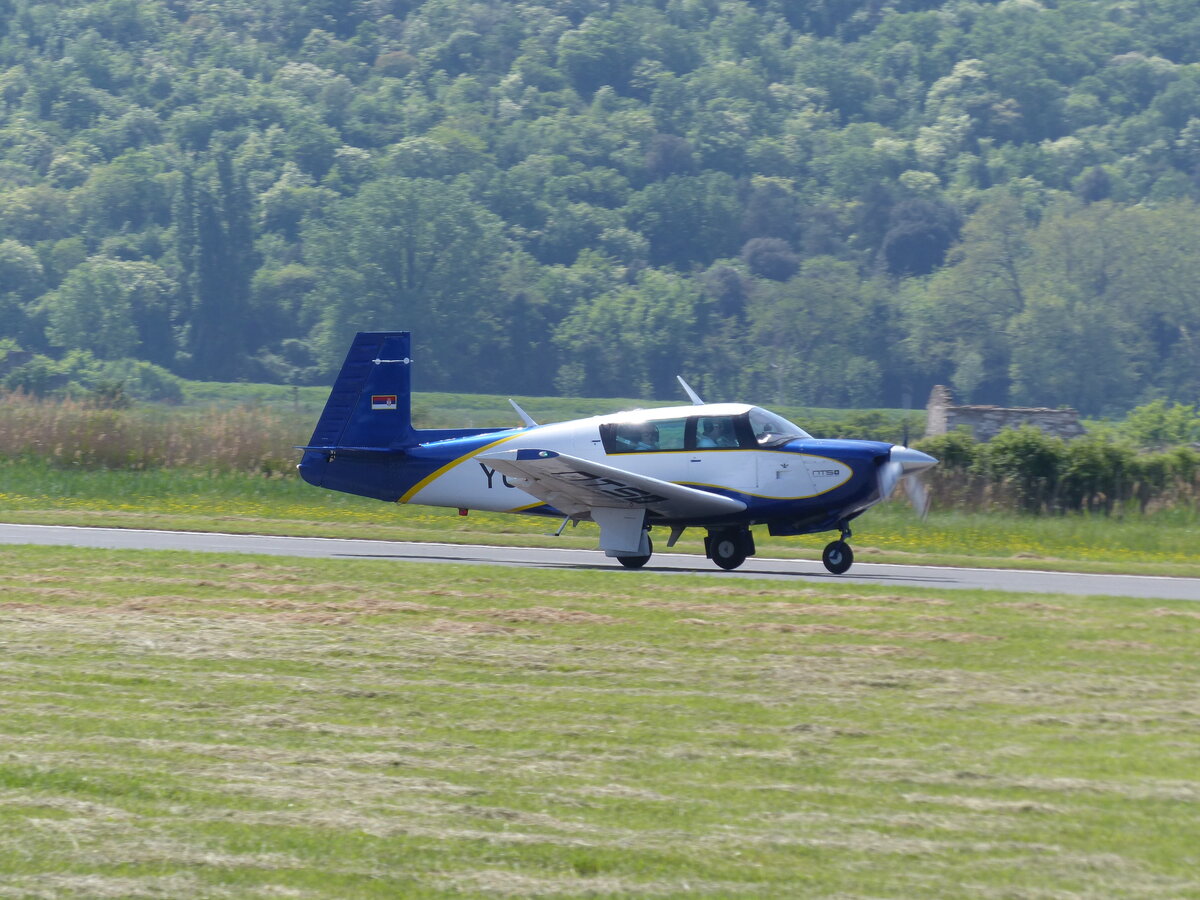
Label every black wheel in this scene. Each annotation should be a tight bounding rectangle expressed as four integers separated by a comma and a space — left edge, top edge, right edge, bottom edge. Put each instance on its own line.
711, 533, 747, 571
617, 535, 652, 569
822, 540, 853, 575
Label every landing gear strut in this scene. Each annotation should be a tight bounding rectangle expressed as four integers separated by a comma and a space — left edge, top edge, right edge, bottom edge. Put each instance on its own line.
822, 524, 854, 575
706, 528, 755, 571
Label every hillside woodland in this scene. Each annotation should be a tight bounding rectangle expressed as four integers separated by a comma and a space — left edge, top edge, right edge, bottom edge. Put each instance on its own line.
0, 0, 1199, 414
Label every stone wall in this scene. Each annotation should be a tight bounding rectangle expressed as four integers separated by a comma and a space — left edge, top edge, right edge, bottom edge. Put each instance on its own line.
924, 385, 1085, 442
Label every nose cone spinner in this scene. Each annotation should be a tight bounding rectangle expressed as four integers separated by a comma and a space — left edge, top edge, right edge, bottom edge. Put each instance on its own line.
890, 445, 938, 475
877, 445, 938, 518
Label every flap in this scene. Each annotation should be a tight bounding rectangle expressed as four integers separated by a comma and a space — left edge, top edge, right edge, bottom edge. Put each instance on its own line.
478, 448, 746, 520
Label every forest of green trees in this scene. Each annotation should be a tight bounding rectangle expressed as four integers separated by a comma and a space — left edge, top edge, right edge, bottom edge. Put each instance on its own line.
0, 0, 1198, 414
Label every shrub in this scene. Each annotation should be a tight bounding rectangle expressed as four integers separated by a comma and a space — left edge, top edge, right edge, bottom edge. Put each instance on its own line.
915, 428, 978, 470
1118, 399, 1200, 449
1130, 445, 1200, 512
1, 348, 182, 403
1059, 433, 1136, 513
977, 426, 1066, 512
97, 358, 183, 403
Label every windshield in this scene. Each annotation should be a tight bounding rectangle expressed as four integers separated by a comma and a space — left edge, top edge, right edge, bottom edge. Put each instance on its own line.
747, 407, 811, 445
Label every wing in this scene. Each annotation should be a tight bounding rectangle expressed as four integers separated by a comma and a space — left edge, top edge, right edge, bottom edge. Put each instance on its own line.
477, 449, 746, 520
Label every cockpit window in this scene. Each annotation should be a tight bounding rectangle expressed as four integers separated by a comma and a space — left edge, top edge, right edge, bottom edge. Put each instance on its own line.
747, 407, 810, 445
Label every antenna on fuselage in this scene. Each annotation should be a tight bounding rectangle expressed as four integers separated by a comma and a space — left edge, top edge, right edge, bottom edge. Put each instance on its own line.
509, 399, 538, 427
676, 375, 704, 406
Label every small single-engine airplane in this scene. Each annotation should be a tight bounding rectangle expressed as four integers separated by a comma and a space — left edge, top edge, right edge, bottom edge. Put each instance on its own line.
298, 332, 936, 573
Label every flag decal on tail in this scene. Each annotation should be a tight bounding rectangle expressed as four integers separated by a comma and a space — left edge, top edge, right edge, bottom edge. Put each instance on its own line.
371, 394, 398, 410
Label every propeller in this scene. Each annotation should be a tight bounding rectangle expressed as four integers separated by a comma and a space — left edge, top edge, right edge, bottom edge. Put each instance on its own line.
902, 472, 931, 519
879, 445, 936, 519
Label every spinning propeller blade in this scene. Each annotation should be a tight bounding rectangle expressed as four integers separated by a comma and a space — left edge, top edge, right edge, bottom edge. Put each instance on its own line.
903, 473, 931, 519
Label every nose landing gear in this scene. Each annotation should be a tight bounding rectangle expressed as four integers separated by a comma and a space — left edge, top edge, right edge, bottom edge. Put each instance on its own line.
821, 524, 854, 574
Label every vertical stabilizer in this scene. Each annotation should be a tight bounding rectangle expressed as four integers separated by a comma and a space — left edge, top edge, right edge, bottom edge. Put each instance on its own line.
305, 332, 416, 451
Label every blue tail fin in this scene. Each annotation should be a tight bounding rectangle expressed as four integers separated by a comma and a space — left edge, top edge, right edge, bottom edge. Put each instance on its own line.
298, 331, 508, 502
303, 331, 417, 452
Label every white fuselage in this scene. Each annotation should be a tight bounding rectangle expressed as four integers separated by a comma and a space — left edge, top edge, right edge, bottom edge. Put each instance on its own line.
403, 404, 852, 515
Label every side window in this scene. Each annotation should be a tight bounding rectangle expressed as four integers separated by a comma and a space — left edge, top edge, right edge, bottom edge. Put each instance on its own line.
695, 416, 740, 448
655, 418, 687, 451
600, 423, 638, 453
600, 419, 689, 453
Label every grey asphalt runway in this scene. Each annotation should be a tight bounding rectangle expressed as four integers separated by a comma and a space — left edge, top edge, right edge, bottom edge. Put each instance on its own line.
3, 522, 1199, 600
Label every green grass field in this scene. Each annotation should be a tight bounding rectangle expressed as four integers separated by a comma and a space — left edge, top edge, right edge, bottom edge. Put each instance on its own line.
3, 461, 1199, 577
1, 545, 1197, 898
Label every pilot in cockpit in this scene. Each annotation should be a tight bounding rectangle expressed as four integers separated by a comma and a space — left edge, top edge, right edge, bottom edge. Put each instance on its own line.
615, 423, 659, 451
635, 424, 659, 450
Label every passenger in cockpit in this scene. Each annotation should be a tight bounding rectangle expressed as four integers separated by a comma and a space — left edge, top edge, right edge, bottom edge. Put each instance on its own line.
698, 418, 736, 448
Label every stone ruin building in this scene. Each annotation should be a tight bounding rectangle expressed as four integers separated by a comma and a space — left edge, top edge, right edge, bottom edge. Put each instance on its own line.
924, 385, 1085, 442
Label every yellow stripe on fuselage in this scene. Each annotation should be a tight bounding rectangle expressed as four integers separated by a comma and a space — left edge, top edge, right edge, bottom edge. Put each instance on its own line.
397, 433, 522, 504
683, 453, 855, 500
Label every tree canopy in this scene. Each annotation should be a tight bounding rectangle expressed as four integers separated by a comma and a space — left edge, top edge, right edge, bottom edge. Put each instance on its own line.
1, 0, 1199, 413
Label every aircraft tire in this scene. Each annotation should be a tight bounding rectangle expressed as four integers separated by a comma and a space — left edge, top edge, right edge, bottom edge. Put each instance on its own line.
711, 533, 747, 571
822, 540, 853, 575
617, 536, 652, 569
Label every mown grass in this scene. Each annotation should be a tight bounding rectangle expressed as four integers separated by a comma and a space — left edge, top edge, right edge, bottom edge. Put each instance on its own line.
3, 460, 1199, 576
0, 545, 1197, 898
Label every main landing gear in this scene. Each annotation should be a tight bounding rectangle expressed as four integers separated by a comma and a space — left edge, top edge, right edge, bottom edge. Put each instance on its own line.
821, 524, 854, 575
616, 534, 653, 569
704, 528, 756, 570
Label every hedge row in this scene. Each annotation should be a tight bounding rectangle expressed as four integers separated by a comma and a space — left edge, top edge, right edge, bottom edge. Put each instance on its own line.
915, 427, 1200, 514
